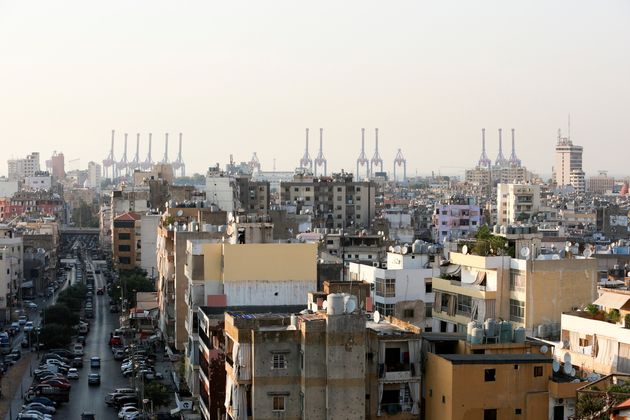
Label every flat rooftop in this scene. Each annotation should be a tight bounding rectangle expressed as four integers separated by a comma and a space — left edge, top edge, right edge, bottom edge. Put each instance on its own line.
440, 353, 552, 365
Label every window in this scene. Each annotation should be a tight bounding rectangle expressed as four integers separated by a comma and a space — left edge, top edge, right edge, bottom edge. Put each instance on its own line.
509, 299, 525, 323
118, 256, 131, 265
510, 270, 525, 292
456, 295, 472, 316
515, 408, 522, 415
375, 302, 394, 316
534, 366, 543, 377
118, 233, 131, 240
272, 354, 287, 369
118, 245, 131, 252
484, 409, 497, 420
375, 278, 395, 297
272, 396, 285, 411
403, 309, 414, 318
484, 368, 496, 382
425, 282, 432, 293
425, 303, 433, 318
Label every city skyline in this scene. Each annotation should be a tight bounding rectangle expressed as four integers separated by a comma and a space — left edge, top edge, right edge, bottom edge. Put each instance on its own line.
1, 1, 629, 178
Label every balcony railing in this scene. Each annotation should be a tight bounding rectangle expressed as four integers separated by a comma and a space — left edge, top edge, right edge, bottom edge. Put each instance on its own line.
379, 403, 414, 415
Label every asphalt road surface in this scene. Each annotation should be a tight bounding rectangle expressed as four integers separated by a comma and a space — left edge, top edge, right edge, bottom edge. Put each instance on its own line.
54, 262, 130, 419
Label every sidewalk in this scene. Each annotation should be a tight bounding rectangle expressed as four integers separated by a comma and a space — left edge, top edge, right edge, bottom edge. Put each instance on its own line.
0, 352, 35, 420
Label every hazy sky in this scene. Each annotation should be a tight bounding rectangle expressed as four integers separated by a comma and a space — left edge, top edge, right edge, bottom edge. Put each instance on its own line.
1, 1, 629, 179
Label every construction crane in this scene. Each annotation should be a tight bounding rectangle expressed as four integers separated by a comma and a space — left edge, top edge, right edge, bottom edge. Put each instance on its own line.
129, 133, 141, 173
314, 128, 327, 176
141, 133, 153, 170
356, 128, 369, 180
299, 128, 313, 171
161, 133, 169, 164
171, 133, 186, 176
249, 152, 261, 173
370, 128, 383, 176
393, 148, 407, 182
102, 129, 116, 180
117, 133, 129, 177
477, 128, 492, 168
508, 128, 521, 167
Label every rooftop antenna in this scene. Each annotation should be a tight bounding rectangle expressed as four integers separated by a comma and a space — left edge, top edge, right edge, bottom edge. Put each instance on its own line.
370, 128, 384, 176
393, 148, 407, 183
314, 128, 327, 176
161, 133, 169, 164
508, 128, 521, 167
141, 133, 153, 170
356, 128, 369, 180
299, 128, 313, 171
495, 128, 507, 167
172, 133, 185, 176
102, 129, 116, 180
477, 128, 491, 168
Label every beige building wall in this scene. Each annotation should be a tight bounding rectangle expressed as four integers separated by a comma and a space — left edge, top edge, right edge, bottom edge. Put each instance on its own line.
425, 353, 551, 420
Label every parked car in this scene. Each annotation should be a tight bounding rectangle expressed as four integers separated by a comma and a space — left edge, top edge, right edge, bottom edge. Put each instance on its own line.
27, 397, 56, 407
21, 402, 56, 414
24, 321, 34, 332
80, 413, 95, 420
118, 406, 139, 419
71, 357, 84, 368
28, 302, 39, 310
67, 368, 79, 379
18, 315, 28, 325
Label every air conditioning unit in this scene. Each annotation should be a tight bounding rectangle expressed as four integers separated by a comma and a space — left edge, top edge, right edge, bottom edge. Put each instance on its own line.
372, 262, 379, 267
381, 263, 387, 269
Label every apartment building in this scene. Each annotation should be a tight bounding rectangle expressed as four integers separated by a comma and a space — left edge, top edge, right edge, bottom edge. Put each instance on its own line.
324, 232, 387, 268
156, 206, 227, 349
46, 152, 65, 180
0, 191, 65, 221
0, 178, 19, 201
433, 202, 482, 243
348, 242, 436, 330
8, 152, 41, 181
432, 242, 597, 335
554, 131, 583, 189
496, 183, 541, 225
0, 227, 23, 323
280, 172, 376, 229
206, 166, 238, 212
235, 177, 270, 214
587, 171, 615, 194
24, 171, 52, 191
208, 297, 422, 420
87, 161, 102, 190
112, 212, 141, 270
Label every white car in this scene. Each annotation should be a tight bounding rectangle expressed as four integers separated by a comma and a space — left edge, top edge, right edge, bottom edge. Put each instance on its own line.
22, 402, 56, 414
118, 406, 139, 419
67, 368, 79, 379
24, 321, 34, 332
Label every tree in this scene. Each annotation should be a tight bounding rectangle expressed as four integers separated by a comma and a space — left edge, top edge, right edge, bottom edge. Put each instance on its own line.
56, 284, 87, 313
143, 382, 170, 408
43, 304, 79, 327
109, 269, 155, 308
71, 199, 99, 228
40, 324, 73, 349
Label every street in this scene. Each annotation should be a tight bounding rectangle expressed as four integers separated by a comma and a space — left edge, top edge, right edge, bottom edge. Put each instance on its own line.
53, 262, 130, 418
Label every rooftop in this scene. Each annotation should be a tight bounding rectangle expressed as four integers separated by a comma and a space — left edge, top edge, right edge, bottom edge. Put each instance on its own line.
440, 353, 551, 365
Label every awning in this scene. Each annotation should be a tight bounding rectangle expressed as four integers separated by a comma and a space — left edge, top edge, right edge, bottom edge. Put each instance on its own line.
170, 407, 181, 415
21, 281, 34, 288
593, 292, 630, 309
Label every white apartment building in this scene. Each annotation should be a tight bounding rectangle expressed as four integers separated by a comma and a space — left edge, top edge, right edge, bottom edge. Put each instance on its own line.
139, 213, 160, 277
348, 243, 436, 330
87, 161, 102, 190
554, 131, 583, 188
205, 168, 236, 213
24, 171, 52, 191
496, 183, 541, 225
8, 152, 41, 181
0, 179, 18, 199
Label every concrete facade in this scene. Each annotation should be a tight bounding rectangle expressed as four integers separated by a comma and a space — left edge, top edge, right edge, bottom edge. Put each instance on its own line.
497, 183, 541, 225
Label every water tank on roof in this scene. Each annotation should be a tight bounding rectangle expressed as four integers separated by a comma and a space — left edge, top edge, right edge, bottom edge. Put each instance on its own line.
471, 328, 484, 344
499, 321, 513, 343
467, 321, 480, 342
327, 294, 345, 315
412, 240, 422, 254
513, 327, 526, 343
537, 324, 549, 339
484, 319, 497, 337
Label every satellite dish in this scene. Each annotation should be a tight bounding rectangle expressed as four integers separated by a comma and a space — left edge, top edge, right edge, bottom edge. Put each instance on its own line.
552, 360, 560, 373
176, 209, 184, 217
564, 353, 572, 364
566, 241, 573, 247
583, 249, 593, 258
402, 246, 409, 255
373, 311, 381, 323
559, 250, 566, 258
540, 345, 549, 354
345, 299, 356, 313
462, 245, 468, 255
394, 246, 401, 254
389, 246, 395, 253
563, 362, 572, 375
520, 247, 530, 258
571, 368, 577, 377
322, 301, 328, 310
